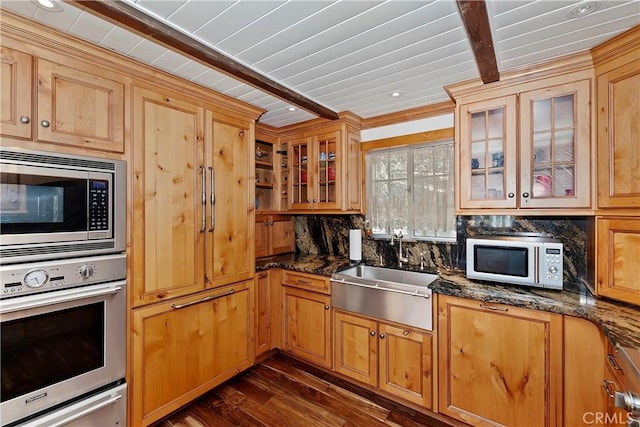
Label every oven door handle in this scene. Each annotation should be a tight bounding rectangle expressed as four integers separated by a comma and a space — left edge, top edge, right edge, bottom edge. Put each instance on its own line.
44, 394, 123, 427
0, 281, 125, 314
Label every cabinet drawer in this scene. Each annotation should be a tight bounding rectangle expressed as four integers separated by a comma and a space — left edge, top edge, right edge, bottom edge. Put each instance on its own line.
283, 271, 330, 294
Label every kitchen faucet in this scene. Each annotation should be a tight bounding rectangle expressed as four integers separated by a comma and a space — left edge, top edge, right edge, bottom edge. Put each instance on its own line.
391, 230, 409, 267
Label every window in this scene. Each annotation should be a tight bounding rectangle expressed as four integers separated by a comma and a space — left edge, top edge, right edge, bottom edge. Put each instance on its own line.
366, 139, 455, 241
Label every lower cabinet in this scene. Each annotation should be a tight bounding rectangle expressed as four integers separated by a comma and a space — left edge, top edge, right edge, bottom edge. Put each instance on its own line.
255, 269, 282, 357
282, 272, 332, 368
333, 310, 434, 408
255, 214, 295, 258
438, 295, 563, 427
131, 280, 254, 426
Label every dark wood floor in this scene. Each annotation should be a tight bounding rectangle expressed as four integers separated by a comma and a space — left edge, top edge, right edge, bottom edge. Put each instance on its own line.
154, 353, 455, 427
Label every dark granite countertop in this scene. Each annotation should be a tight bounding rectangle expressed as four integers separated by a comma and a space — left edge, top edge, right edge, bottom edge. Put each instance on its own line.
257, 254, 640, 351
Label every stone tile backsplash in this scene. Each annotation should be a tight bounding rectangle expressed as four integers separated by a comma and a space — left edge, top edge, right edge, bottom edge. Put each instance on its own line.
294, 214, 588, 283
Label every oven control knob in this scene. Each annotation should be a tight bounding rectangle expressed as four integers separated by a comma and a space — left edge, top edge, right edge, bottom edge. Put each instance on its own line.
22, 269, 49, 288
79, 265, 95, 279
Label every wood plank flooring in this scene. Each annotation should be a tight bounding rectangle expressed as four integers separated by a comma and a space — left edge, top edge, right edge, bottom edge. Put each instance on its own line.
153, 353, 455, 427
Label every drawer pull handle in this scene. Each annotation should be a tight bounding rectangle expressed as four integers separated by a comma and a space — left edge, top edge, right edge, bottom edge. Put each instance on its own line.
608, 354, 622, 371
171, 289, 235, 309
297, 279, 312, 285
479, 303, 509, 312
602, 380, 616, 398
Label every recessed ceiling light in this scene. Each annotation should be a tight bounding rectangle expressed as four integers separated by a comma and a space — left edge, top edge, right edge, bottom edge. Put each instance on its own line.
288, 107, 296, 112
32, 0, 64, 11
390, 91, 402, 98
567, 2, 600, 18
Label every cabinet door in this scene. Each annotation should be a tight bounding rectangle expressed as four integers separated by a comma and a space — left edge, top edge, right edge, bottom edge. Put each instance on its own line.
459, 96, 517, 209
379, 322, 433, 409
333, 310, 378, 386
283, 286, 332, 368
564, 316, 607, 426
132, 87, 205, 306
596, 217, 640, 305
0, 47, 32, 139
289, 136, 313, 210
131, 281, 253, 427
206, 112, 254, 287
36, 59, 125, 153
597, 58, 640, 209
270, 215, 295, 255
255, 271, 270, 356
438, 295, 562, 426
255, 216, 269, 258
520, 80, 591, 208
314, 131, 341, 210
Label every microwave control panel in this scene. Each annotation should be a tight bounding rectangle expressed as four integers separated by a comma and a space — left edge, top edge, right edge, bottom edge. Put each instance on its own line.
542, 245, 563, 288
89, 180, 109, 231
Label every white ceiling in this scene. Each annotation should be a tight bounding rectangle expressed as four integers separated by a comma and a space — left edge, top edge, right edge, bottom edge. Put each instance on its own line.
1, 0, 639, 128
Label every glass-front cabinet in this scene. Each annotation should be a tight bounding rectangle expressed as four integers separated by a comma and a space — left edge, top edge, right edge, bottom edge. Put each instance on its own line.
458, 79, 591, 211
289, 131, 341, 211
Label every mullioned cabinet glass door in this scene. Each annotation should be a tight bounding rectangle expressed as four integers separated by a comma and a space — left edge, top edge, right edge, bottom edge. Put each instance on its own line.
314, 131, 340, 210
289, 137, 312, 210
459, 95, 518, 209
519, 80, 591, 208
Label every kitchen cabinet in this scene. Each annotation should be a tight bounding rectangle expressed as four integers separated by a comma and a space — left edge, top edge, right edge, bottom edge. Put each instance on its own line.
596, 217, 640, 306
592, 26, 640, 210
255, 214, 295, 258
282, 271, 332, 368
255, 269, 283, 357
333, 310, 434, 408
564, 315, 607, 426
438, 295, 563, 426
602, 344, 632, 427
458, 80, 590, 211
131, 280, 254, 427
132, 87, 254, 306
0, 46, 126, 153
283, 118, 362, 213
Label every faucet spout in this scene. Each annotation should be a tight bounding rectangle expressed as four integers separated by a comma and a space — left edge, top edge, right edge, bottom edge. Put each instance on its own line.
393, 230, 409, 267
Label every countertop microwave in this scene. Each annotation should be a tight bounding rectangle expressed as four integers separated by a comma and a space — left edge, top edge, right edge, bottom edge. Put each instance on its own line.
466, 235, 563, 290
0, 147, 125, 264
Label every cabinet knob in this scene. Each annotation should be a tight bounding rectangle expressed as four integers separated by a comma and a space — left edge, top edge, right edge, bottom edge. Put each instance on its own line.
508, 192, 515, 198
379, 333, 385, 339
264, 221, 269, 226
522, 192, 530, 198
370, 330, 376, 336
40, 120, 50, 128
324, 304, 330, 310
19, 115, 30, 124
313, 199, 317, 203
307, 200, 311, 203
269, 222, 274, 226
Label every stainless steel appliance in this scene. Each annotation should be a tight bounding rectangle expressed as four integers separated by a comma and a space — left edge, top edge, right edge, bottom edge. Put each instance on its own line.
331, 265, 436, 331
0, 254, 126, 426
0, 147, 126, 264
466, 235, 564, 289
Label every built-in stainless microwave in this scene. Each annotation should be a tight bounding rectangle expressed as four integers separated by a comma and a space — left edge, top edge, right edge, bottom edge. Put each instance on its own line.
466, 235, 564, 289
0, 148, 125, 264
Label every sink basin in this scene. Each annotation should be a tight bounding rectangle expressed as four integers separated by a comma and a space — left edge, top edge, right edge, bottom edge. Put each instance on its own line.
330, 265, 438, 331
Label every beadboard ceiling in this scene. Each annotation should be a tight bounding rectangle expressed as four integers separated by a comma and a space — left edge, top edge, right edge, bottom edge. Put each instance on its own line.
2, 0, 639, 127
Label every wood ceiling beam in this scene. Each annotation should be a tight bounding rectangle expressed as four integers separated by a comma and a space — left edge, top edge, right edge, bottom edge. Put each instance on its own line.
456, 0, 500, 84
70, 0, 340, 121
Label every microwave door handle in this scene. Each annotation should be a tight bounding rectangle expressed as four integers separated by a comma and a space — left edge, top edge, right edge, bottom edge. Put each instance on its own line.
46, 394, 123, 427
534, 246, 540, 284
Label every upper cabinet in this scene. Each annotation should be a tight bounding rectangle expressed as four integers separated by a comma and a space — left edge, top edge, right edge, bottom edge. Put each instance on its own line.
0, 45, 126, 153
592, 26, 640, 211
282, 117, 362, 213
448, 54, 595, 215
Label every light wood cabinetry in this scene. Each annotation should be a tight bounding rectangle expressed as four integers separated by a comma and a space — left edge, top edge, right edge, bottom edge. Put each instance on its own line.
603, 344, 631, 427
131, 281, 254, 427
564, 315, 607, 426
255, 214, 294, 258
282, 271, 332, 368
0, 46, 126, 153
596, 217, 640, 305
132, 88, 254, 306
438, 295, 562, 426
333, 310, 434, 408
282, 118, 362, 213
448, 54, 594, 215
255, 269, 283, 357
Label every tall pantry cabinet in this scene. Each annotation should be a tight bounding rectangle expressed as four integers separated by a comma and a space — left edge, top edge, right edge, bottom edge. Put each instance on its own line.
130, 86, 259, 426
